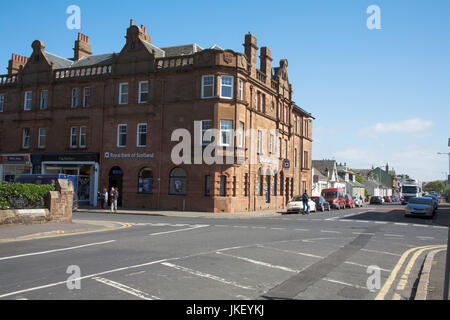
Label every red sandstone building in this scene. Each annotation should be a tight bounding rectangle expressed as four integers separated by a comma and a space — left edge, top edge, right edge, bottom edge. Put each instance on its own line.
0, 20, 314, 213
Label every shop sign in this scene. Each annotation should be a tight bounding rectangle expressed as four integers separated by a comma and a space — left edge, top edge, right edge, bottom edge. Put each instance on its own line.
104, 152, 155, 159
283, 159, 291, 170
0, 155, 30, 163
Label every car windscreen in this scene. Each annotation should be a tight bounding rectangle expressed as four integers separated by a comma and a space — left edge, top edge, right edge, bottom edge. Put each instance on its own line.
323, 192, 337, 198
311, 197, 320, 203
402, 186, 419, 193
408, 198, 432, 205
291, 196, 302, 202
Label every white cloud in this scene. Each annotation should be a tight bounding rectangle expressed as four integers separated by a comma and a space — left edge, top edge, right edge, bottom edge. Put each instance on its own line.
360, 118, 433, 138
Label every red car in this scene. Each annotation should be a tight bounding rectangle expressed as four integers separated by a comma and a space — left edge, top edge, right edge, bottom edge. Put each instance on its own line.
344, 194, 355, 208
322, 188, 346, 210
384, 196, 392, 203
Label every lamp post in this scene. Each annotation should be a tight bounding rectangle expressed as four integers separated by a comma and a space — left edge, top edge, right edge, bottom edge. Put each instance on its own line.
439, 148, 450, 299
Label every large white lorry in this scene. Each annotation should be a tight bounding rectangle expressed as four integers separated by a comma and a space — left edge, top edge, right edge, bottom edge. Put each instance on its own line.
400, 178, 422, 205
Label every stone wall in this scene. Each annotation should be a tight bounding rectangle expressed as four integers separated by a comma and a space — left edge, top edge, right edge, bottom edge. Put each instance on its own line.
0, 179, 73, 225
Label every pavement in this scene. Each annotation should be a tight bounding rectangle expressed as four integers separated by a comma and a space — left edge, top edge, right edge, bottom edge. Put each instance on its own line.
415, 201, 449, 300
0, 219, 131, 243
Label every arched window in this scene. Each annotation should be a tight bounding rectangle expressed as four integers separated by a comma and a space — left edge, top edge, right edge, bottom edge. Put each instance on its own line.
169, 168, 187, 195
138, 168, 153, 194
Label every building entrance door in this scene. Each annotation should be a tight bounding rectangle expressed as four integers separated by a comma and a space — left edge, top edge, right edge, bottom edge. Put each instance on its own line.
109, 167, 123, 207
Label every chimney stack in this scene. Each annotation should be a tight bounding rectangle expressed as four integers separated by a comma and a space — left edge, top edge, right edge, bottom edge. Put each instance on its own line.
260, 46, 272, 84
73, 32, 92, 61
244, 33, 258, 78
8, 53, 29, 75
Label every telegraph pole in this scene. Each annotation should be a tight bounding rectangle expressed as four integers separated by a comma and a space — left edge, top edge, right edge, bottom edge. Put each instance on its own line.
441, 140, 450, 299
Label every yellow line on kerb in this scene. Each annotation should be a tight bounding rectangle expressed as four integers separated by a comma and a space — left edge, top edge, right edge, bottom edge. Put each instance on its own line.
375, 244, 446, 300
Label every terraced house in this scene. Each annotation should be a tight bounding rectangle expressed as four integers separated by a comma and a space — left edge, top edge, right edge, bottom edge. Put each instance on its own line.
0, 20, 314, 213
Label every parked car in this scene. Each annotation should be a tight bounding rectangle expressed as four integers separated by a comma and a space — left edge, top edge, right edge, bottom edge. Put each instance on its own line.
352, 196, 363, 208
384, 196, 392, 203
286, 195, 316, 214
370, 196, 383, 205
344, 194, 355, 208
405, 197, 435, 219
322, 188, 346, 210
423, 194, 439, 211
311, 196, 331, 212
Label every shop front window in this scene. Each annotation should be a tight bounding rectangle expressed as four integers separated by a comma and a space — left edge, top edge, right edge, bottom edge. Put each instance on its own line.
169, 168, 187, 195
138, 168, 154, 194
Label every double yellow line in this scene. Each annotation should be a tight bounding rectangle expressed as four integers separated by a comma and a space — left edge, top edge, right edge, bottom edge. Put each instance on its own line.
375, 244, 446, 300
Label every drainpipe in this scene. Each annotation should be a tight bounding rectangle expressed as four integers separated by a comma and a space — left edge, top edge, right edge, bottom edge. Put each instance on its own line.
157, 79, 166, 210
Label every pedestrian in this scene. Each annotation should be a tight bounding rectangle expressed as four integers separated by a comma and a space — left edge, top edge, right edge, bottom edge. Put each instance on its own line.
100, 187, 108, 210
110, 187, 119, 213
302, 190, 310, 215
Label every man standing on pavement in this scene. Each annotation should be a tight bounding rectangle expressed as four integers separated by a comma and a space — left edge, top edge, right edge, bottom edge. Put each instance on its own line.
302, 190, 310, 215
110, 187, 119, 213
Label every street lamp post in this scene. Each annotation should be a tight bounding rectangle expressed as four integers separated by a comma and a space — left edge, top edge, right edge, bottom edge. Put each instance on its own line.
439, 149, 450, 299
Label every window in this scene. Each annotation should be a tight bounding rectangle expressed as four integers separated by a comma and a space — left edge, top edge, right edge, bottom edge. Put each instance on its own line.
258, 171, 264, 196
38, 128, 46, 149
24, 91, 32, 110
119, 83, 129, 105
294, 148, 297, 167
72, 88, 79, 108
220, 120, 233, 147
238, 79, 243, 100
83, 87, 91, 107
70, 127, 78, 148
304, 120, 309, 138
244, 173, 249, 197
220, 75, 233, 99
284, 140, 288, 159
294, 116, 297, 134
219, 175, 227, 197
22, 128, 30, 149
278, 137, 282, 158
257, 130, 262, 154
273, 174, 277, 196
0, 94, 4, 112
79, 126, 87, 148
270, 134, 274, 154
40, 90, 48, 110
262, 93, 266, 113
238, 122, 244, 148
304, 151, 309, 169
138, 168, 154, 194
205, 175, 211, 196
117, 124, 127, 147
201, 120, 213, 146
201, 75, 214, 98
137, 123, 147, 147
138, 81, 149, 104
169, 168, 187, 195
284, 106, 287, 123
256, 92, 261, 112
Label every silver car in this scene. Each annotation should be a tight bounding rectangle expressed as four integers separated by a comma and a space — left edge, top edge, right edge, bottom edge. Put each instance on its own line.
352, 196, 363, 208
423, 194, 438, 210
404, 197, 435, 219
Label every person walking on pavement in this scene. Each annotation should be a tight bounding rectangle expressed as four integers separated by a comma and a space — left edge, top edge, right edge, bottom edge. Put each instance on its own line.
110, 187, 119, 213
100, 187, 108, 210
302, 190, 310, 215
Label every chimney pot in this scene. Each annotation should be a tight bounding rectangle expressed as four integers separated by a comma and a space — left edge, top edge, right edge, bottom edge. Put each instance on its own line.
130, 19, 134, 26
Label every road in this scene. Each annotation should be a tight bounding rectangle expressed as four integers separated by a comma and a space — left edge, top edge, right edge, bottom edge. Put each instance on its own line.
0, 203, 448, 300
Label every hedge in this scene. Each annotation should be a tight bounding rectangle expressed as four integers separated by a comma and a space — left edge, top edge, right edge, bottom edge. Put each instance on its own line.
0, 182, 55, 210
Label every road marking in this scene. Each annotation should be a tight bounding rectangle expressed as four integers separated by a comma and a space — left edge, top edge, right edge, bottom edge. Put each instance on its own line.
233, 226, 249, 229
374, 221, 388, 224
149, 225, 209, 236
0, 240, 116, 261
323, 278, 366, 290
216, 252, 300, 273
361, 249, 401, 257
375, 244, 446, 300
395, 245, 446, 292
320, 230, 341, 234
416, 236, 435, 240
251, 226, 267, 229
415, 248, 446, 300
394, 223, 408, 226
295, 228, 309, 232
161, 262, 256, 290
93, 277, 160, 300
270, 227, 286, 230
412, 224, 428, 228
384, 234, 404, 238
353, 232, 375, 236
214, 225, 229, 227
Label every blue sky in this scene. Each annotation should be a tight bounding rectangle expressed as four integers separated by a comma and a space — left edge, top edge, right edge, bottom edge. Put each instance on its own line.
1, 0, 449, 182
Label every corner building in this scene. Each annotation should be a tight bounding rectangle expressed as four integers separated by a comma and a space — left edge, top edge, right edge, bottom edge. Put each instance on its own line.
0, 21, 314, 213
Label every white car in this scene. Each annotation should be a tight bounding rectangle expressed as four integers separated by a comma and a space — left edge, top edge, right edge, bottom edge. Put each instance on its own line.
405, 197, 435, 219
287, 196, 316, 214
352, 196, 363, 208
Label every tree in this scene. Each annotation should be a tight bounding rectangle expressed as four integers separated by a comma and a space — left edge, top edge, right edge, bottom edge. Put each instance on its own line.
349, 169, 366, 184
423, 181, 446, 193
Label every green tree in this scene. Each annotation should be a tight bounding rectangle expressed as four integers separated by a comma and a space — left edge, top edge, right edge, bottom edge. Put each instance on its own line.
349, 169, 365, 184
423, 181, 446, 193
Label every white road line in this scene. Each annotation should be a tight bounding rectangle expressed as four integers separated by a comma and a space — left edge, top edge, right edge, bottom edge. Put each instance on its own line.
352, 232, 375, 235
270, 228, 287, 230
412, 224, 428, 228
251, 227, 267, 229
295, 228, 309, 232
374, 221, 388, 224
149, 225, 209, 236
233, 226, 249, 229
361, 249, 401, 257
92, 277, 160, 300
320, 230, 341, 234
384, 234, 404, 237
214, 225, 229, 228
0, 240, 116, 261
161, 262, 256, 291
323, 278, 367, 290
216, 252, 300, 273
416, 236, 435, 240
394, 223, 408, 226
